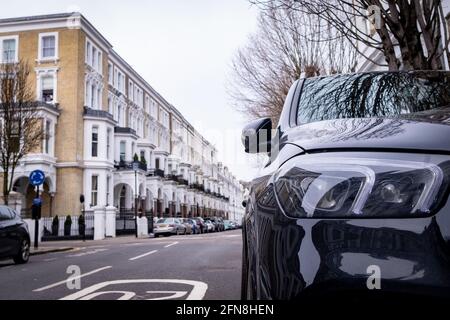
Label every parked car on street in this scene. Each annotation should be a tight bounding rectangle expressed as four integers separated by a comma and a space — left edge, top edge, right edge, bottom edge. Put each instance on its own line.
0, 206, 30, 264
186, 218, 200, 234
194, 217, 206, 234
154, 218, 186, 237
242, 71, 450, 300
180, 218, 193, 235
215, 217, 225, 232
204, 220, 215, 233
223, 220, 234, 231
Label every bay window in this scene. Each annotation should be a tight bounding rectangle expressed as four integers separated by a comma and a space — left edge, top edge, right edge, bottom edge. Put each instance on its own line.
91, 175, 98, 207
92, 127, 98, 157
120, 141, 126, 162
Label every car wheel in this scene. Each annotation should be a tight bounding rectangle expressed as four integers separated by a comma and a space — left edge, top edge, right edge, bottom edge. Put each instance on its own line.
13, 238, 30, 264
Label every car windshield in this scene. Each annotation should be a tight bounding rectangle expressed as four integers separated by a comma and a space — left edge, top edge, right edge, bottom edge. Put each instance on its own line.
157, 219, 173, 224
297, 71, 450, 125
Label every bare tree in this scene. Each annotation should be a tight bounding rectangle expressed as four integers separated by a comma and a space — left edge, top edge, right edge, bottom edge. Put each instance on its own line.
0, 61, 44, 205
253, 0, 450, 71
228, 2, 357, 125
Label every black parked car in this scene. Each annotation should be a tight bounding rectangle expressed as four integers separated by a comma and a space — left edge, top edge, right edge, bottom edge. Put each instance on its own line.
0, 206, 30, 264
241, 71, 450, 300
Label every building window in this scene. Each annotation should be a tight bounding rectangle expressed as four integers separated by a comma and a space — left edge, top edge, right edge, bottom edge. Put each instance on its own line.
41, 76, 54, 103
120, 141, 126, 162
1, 37, 17, 63
129, 81, 133, 100
108, 97, 112, 115
140, 150, 146, 163
97, 51, 102, 73
155, 158, 160, 170
44, 119, 51, 154
108, 63, 113, 84
91, 175, 98, 207
106, 175, 111, 206
91, 83, 96, 108
39, 33, 57, 60
92, 127, 98, 157
106, 128, 111, 159
86, 41, 91, 64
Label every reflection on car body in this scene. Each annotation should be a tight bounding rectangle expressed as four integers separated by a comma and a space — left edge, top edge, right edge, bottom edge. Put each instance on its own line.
241, 71, 450, 300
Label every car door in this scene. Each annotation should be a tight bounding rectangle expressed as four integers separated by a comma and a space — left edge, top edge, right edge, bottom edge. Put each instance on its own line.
0, 207, 15, 258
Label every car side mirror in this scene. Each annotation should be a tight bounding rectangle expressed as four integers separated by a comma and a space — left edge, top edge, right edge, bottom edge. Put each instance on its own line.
241, 117, 272, 154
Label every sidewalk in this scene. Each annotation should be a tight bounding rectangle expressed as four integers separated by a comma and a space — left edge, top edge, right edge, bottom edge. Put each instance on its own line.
30, 234, 155, 256
30, 246, 75, 256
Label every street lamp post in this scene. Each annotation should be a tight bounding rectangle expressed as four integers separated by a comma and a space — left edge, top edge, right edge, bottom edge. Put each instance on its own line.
133, 161, 139, 238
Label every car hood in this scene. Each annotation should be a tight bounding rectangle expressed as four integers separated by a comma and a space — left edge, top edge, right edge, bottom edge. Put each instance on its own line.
283, 107, 450, 153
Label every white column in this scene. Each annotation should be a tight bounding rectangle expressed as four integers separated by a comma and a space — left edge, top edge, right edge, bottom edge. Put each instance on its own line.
93, 207, 106, 240
137, 216, 148, 238
105, 206, 117, 238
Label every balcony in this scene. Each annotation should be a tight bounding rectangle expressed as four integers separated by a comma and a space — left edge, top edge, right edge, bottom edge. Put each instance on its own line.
114, 160, 147, 172
148, 168, 165, 178
190, 183, 205, 192
114, 127, 137, 135
167, 174, 189, 186
84, 107, 114, 121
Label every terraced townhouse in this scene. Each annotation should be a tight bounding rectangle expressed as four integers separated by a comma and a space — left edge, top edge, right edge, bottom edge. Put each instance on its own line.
0, 12, 245, 237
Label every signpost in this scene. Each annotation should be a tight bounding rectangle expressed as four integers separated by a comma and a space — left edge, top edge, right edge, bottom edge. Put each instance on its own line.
133, 161, 139, 238
29, 170, 45, 249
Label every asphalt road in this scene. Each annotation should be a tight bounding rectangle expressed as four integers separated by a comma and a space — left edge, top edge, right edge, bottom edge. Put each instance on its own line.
0, 229, 242, 300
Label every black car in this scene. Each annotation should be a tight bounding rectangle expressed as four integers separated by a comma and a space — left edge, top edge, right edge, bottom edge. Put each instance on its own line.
0, 206, 31, 264
241, 71, 450, 300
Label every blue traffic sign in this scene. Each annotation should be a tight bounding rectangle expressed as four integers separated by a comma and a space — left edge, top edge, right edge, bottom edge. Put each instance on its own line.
29, 170, 45, 186
32, 198, 43, 207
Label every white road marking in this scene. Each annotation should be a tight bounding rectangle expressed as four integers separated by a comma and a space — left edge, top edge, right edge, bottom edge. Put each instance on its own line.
44, 258, 57, 262
60, 279, 208, 300
164, 241, 178, 248
67, 248, 108, 258
129, 250, 158, 261
33, 266, 112, 292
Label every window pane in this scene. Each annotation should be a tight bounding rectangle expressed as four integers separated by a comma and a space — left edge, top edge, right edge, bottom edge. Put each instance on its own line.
91, 176, 98, 207
0, 207, 13, 220
92, 128, 98, 157
2, 39, 16, 62
120, 142, 126, 161
297, 72, 450, 125
42, 36, 55, 58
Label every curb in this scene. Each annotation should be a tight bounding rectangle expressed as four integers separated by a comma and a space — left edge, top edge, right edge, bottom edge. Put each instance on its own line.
30, 247, 75, 256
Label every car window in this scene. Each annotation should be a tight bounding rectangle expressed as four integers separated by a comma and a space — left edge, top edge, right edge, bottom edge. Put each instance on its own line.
0, 207, 13, 221
156, 219, 165, 223
297, 72, 450, 125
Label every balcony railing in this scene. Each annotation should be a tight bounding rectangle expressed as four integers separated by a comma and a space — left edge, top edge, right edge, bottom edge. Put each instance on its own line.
190, 183, 205, 192
167, 174, 190, 186
114, 126, 137, 135
148, 168, 165, 178
84, 107, 114, 121
114, 160, 147, 172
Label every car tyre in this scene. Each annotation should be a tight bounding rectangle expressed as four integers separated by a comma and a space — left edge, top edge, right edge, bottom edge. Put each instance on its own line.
13, 238, 30, 265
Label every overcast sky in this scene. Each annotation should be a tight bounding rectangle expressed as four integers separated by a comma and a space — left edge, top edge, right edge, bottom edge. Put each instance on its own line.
1, 1, 262, 181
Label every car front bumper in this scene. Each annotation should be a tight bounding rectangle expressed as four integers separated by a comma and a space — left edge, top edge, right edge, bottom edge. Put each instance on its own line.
249, 200, 450, 300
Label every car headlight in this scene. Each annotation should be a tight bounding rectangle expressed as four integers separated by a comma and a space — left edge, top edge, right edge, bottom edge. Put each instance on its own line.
273, 154, 450, 218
